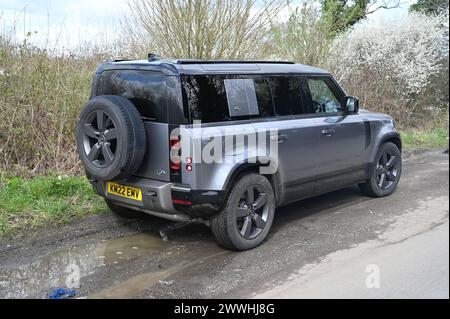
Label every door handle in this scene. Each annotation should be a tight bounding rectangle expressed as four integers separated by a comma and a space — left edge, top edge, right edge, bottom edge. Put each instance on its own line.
321, 129, 336, 136
271, 134, 287, 143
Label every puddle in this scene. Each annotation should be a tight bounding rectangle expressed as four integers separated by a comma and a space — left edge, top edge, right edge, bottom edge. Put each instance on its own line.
89, 251, 229, 299
0, 233, 165, 298
101, 233, 165, 265
90, 268, 174, 299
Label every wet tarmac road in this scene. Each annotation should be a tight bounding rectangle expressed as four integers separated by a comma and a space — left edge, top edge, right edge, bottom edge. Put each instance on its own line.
0, 150, 448, 299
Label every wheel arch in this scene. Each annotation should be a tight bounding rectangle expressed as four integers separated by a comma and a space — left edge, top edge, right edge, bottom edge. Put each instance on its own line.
222, 163, 282, 207
382, 134, 402, 152
371, 131, 402, 163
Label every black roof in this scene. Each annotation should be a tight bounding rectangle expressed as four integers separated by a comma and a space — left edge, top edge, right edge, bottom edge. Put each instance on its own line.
98, 59, 329, 75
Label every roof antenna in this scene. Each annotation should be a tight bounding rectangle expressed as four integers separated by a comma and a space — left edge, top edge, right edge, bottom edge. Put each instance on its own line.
148, 53, 162, 61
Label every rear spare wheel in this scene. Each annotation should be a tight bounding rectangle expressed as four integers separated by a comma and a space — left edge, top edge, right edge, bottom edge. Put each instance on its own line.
76, 95, 146, 181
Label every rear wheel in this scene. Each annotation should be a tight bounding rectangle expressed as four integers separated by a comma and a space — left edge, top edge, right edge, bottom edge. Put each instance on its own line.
105, 199, 142, 219
211, 173, 275, 251
359, 142, 402, 197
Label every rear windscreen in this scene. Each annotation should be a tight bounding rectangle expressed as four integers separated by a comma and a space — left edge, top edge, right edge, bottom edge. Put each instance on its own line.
96, 70, 172, 123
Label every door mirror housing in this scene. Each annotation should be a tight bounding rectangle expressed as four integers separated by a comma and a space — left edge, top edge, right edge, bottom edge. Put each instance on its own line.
345, 96, 359, 113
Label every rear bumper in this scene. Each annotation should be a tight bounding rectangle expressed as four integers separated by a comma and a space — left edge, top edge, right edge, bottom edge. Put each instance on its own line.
91, 177, 190, 222
89, 177, 225, 221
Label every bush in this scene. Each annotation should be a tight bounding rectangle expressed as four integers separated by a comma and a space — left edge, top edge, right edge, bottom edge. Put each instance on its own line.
327, 11, 449, 128
0, 32, 107, 175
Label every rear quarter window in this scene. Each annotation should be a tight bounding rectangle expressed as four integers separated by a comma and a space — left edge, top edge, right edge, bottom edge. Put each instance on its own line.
96, 70, 171, 123
181, 75, 275, 124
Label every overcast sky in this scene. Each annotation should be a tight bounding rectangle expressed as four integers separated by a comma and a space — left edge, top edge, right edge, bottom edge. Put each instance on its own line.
0, 0, 414, 52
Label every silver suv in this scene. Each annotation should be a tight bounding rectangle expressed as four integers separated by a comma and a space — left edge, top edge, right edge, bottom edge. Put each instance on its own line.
76, 58, 402, 251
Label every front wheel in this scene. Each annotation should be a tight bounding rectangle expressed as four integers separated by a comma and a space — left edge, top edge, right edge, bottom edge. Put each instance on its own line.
359, 142, 402, 197
211, 173, 275, 251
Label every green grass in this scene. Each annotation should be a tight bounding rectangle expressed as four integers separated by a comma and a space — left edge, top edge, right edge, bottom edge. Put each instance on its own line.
0, 175, 107, 238
401, 127, 449, 151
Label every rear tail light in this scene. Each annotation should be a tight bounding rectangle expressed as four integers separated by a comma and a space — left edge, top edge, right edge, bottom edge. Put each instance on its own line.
170, 136, 181, 172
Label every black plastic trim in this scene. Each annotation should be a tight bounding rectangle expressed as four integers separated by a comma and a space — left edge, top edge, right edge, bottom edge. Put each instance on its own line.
171, 189, 226, 218
364, 120, 372, 149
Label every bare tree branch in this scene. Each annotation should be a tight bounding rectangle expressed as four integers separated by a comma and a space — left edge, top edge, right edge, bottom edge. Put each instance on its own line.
121, 0, 287, 60
366, 0, 403, 15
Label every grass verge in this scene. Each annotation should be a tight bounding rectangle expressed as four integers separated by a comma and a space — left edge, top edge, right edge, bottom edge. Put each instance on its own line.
0, 175, 106, 238
401, 127, 449, 151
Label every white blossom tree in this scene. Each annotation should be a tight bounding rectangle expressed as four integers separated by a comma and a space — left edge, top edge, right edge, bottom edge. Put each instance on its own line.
327, 11, 448, 125
329, 12, 448, 97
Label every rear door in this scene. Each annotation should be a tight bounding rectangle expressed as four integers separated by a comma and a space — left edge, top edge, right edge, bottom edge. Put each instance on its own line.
302, 76, 366, 193
257, 77, 321, 204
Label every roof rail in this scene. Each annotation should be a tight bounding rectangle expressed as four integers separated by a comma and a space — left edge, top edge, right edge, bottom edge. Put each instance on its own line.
176, 60, 295, 65
148, 53, 162, 61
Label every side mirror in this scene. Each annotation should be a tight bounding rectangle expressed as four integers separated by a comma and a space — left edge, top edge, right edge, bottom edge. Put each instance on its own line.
346, 96, 359, 113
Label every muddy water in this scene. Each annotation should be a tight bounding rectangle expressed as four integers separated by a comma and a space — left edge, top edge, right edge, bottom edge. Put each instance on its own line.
0, 233, 165, 298
90, 267, 174, 299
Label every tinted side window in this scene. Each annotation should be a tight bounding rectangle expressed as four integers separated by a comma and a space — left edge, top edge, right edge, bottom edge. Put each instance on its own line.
269, 77, 303, 116
182, 75, 230, 123
182, 75, 275, 123
96, 70, 169, 123
307, 78, 344, 114
254, 79, 275, 118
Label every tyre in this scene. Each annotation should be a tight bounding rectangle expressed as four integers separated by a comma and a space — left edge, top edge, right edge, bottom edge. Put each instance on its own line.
359, 142, 402, 197
211, 173, 275, 251
105, 199, 142, 219
76, 95, 146, 181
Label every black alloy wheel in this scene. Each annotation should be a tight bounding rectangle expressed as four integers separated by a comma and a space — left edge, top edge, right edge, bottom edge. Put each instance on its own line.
81, 110, 118, 168
235, 185, 269, 240
375, 150, 400, 190
211, 173, 275, 251
76, 95, 146, 181
359, 142, 402, 197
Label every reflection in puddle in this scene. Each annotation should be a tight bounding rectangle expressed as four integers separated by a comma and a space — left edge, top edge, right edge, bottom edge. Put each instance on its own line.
90, 268, 173, 299
0, 233, 165, 298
